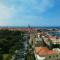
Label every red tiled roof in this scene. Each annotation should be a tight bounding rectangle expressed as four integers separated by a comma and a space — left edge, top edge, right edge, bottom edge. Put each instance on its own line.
47, 50, 56, 55
34, 47, 57, 57
0, 28, 36, 31
48, 36, 57, 39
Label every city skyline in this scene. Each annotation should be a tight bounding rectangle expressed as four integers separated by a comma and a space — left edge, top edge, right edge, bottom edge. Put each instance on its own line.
0, 0, 60, 26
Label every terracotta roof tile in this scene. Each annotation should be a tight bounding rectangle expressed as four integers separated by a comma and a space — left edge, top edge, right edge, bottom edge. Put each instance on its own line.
34, 47, 57, 56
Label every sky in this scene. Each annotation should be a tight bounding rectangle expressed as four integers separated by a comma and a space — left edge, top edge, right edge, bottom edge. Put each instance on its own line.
0, 0, 60, 27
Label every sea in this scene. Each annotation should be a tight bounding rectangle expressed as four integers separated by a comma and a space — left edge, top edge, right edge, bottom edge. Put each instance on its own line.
49, 32, 60, 37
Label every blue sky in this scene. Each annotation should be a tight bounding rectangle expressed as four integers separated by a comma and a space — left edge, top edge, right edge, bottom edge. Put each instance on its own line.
0, 0, 60, 26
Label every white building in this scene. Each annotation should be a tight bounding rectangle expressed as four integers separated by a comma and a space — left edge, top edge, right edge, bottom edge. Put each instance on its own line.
35, 54, 45, 60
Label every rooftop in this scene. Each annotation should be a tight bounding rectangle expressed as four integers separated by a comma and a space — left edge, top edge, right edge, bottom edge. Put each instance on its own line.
34, 47, 57, 57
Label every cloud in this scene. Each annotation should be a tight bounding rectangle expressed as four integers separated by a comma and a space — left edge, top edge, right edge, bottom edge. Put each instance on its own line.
0, 0, 55, 19
13, 15, 43, 21
0, 4, 9, 19
0, 3, 14, 20
0, 20, 9, 26
22, 0, 54, 13
7, 0, 54, 21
